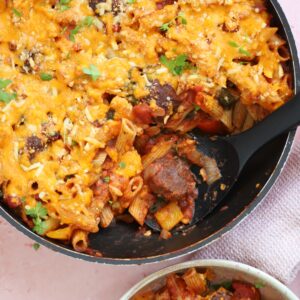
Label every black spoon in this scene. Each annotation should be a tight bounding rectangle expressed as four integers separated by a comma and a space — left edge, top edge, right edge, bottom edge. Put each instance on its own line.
145, 93, 300, 232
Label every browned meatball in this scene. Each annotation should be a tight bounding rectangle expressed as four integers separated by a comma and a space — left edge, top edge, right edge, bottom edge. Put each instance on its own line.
143, 153, 198, 220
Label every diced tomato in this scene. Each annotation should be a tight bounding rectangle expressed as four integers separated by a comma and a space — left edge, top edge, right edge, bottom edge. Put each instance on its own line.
133, 104, 153, 124
232, 281, 261, 300
197, 118, 226, 134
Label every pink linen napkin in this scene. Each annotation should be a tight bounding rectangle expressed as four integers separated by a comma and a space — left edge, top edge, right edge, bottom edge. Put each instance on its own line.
193, 129, 300, 284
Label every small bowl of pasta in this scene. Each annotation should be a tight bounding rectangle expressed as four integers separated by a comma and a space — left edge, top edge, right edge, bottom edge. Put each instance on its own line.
121, 260, 298, 300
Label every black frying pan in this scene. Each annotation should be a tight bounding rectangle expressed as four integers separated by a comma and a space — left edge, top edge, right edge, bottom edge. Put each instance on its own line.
0, 0, 299, 264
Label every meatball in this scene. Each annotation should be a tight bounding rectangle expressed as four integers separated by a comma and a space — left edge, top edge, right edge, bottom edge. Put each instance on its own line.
144, 153, 198, 221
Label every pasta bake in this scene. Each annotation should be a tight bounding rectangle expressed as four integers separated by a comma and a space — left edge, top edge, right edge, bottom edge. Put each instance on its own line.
0, 0, 292, 253
133, 267, 261, 299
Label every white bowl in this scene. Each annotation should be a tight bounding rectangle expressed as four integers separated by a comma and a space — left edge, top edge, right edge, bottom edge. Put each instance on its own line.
121, 260, 298, 300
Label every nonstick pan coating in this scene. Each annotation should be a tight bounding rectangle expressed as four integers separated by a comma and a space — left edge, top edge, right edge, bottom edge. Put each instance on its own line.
0, 0, 299, 264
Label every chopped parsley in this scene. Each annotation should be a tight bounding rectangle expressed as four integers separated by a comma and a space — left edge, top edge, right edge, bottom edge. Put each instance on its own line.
69, 16, 94, 42
32, 243, 40, 251
228, 41, 239, 48
177, 12, 187, 25
160, 12, 187, 32
103, 176, 110, 183
194, 104, 201, 112
239, 47, 251, 56
25, 202, 48, 235
127, 0, 136, 3
229, 41, 251, 57
119, 161, 126, 169
160, 22, 172, 32
160, 54, 192, 76
211, 280, 232, 290
40, 73, 53, 81
57, 0, 72, 11
0, 79, 16, 104
82, 64, 101, 81
12, 8, 22, 17
0, 79, 12, 89
254, 281, 266, 289
69, 25, 81, 42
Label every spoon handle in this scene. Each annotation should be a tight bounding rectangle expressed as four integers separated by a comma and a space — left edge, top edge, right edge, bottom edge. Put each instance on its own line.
228, 93, 300, 170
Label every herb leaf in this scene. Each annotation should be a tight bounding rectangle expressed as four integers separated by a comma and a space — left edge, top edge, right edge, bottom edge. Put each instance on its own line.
254, 281, 266, 289
82, 64, 101, 81
33, 243, 40, 251
211, 280, 232, 290
12, 8, 22, 17
82, 16, 94, 27
194, 104, 201, 112
0, 91, 16, 104
33, 218, 48, 235
103, 176, 110, 183
160, 22, 172, 32
40, 73, 53, 81
69, 25, 81, 42
119, 161, 126, 169
228, 41, 239, 48
0, 79, 12, 89
25, 202, 48, 219
239, 47, 251, 56
160, 54, 192, 76
57, 0, 72, 11
177, 12, 187, 25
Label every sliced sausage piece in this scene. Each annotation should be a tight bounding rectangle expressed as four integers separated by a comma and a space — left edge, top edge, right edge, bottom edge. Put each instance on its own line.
143, 153, 197, 221
232, 281, 261, 300
141, 80, 180, 123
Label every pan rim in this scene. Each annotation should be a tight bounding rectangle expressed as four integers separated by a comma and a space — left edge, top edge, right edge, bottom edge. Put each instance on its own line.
0, 0, 299, 265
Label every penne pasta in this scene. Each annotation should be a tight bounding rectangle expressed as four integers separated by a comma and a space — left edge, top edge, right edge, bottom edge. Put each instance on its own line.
128, 187, 154, 226
99, 204, 114, 228
182, 267, 207, 294
71, 230, 88, 253
142, 141, 173, 169
115, 118, 137, 154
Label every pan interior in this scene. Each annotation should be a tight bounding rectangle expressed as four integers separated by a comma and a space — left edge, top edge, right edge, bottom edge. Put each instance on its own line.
0, 0, 298, 262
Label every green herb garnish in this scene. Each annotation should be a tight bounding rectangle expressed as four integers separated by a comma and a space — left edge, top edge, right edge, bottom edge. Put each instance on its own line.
211, 280, 232, 290
228, 41, 239, 48
127, 0, 136, 3
69, 25, 81, 42
33, 243, 40, 251
229, 41, 251, 57
57, 0, 72, 11
194, 104, 201, 112
160, 22, 172, 32
25, 202, 48, 235
254, 281, 266, 289
160, 54, 192, 76
239, 47, 251, 56
69, 16, 94, 42
160, 12, 187, 32
0, 79, 12, 89
0, 90, 16, 104
103, 176, 110, 183
177, 12, 187, 25
82, 64, 101, 81
12, 8, 22, 17
82, 16, 94, 27
40, 73, 53, 81
119, 161, 126, 169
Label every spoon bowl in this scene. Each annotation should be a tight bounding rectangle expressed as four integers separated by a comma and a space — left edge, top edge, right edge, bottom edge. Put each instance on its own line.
145, 93, 300, 232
